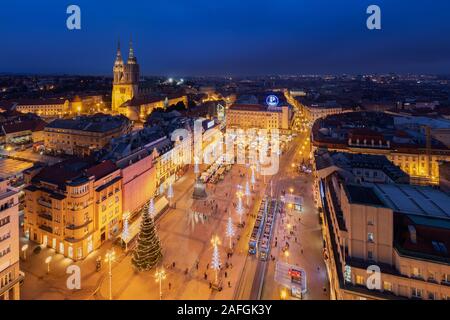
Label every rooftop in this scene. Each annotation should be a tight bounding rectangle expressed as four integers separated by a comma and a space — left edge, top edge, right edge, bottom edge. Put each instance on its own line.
315, 150, 409, 183
344, 184, 387, 207
45, 114, 129, 133
373, 183, 450, 219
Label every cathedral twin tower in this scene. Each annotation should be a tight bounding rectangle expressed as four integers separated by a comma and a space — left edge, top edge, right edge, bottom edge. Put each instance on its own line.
112, 41, 140, 113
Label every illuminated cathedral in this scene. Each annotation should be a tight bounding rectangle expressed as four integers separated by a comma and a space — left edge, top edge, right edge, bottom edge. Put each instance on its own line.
111, 41, 140, 113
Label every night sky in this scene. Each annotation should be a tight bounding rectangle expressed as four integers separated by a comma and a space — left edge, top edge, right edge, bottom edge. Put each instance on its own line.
1, 0, 450, 76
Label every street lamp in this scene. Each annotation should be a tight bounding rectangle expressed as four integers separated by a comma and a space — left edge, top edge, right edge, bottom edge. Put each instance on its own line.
284, 250, 290, 264
155, 268, 167, 300
105, 250, 116, 300
45, 256, 52, 274
21, 244, 29, 260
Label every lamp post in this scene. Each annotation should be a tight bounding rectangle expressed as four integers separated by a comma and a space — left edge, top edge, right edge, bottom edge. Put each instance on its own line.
21, 244, 29, 260
284, 250, 290, 264
155, 268, 167, 300
105, 250, 116, 300
45, 256, 52, 274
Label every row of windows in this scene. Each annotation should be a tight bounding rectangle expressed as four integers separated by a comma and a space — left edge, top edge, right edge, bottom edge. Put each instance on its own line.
0, 231, 11, 243
0, 216, 10, 227
355, 276, 450, 300
0, 271, 13, 289
0, 200, 14, 212
0, 245, 11, 258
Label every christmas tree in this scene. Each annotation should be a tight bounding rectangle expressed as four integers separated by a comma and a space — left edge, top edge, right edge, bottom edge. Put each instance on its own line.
131, 202, 163, 271
122, 215, 129, 240
251, 167, 256, 186
211, 236, 221, 284
167, 183, 174, 200
236, 194, 244, 225
148, 198, 155, 217
225, 216, 235, 249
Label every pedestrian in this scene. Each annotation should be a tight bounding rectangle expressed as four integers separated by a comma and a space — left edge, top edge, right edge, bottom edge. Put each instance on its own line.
301, 249, 304, 254
172, 262, 176, 268
206, 263, 209, 269
209, 282, 212, 289
228, 281, 231, 288
225, 271, 228, 278
204, 273, 208, 280
169, 282, 172, 290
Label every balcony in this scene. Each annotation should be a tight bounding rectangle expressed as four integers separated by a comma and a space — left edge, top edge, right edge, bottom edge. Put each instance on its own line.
66, 219, 92, 230
38, 213, 53, 221
0, 201, 15, 212
39, 225, 53, 233
38, 198, 52, 208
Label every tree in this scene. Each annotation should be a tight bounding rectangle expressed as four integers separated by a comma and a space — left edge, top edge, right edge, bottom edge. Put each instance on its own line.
131, 202, 163, 271
225, 216, 235, 249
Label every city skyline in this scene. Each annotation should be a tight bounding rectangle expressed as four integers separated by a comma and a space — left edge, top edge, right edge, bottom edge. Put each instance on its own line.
2, 0, 450, 76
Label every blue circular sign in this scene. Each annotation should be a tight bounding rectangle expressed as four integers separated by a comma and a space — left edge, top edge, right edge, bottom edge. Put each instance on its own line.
266, 95, 279, 107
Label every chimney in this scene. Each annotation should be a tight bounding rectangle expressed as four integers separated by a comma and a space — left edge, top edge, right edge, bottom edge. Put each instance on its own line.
408, 225, 417, 244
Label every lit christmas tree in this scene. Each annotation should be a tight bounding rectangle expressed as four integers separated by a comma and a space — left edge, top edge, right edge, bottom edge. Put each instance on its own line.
167, 183, 174, 205
194, 157, 200, 176
148, 198, 155, 217
251, 166, 256, 187
211, 236, 221, 284
122, 214, 129, 240
236, 194, 244, 225
131, 202, 163, 271
225, 216, 235, 249
245, 180, 251, 205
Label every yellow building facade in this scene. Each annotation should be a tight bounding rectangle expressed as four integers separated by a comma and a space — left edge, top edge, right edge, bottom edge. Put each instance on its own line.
23, 160, 123, 261
112, 42, 140, 113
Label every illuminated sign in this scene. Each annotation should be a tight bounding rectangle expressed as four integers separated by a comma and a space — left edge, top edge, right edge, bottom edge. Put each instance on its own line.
266, 95, 279, 107
207, 120, 215, 129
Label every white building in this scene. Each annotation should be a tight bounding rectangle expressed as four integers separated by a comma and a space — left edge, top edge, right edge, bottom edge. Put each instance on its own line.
0, 179, 22, 300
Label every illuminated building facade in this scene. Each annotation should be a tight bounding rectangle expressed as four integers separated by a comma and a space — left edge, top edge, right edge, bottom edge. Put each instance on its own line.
318, 171, 450, 300
312, 112, 450, 185
44, 114, 131, 156
14, 99, 71, 117
0, 179, 22, 300
226, 103, 292, 132
112, 41, 140, 113
119, 94, 188, 121
23, 160, 123, 261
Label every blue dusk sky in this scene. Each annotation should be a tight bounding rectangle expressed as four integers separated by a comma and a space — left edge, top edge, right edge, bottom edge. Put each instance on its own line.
1, 0, 450, 76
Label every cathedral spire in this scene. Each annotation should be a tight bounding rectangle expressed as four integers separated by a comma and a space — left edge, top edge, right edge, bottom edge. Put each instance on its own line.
115, 39, 123, 65
128, 36, 137, 64
129, 37, 134, 60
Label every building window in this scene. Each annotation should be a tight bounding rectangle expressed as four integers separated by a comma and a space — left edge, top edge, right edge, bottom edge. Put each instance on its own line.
368, 233, 374, 242
411, 288, 422, 299
356, 275, 364, 286
368, 250, 373, 260
383, 281, 392, 292
412, 267, 421, 278
428, 292, 435, 300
